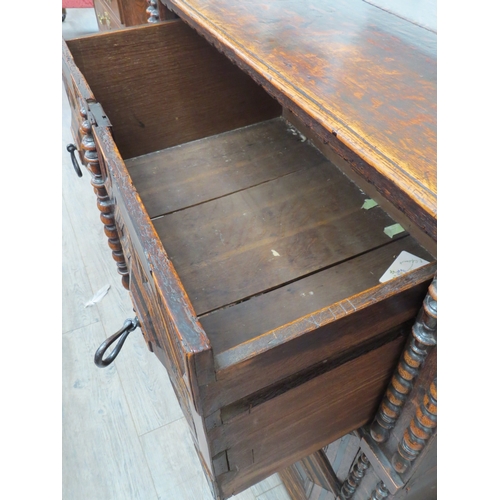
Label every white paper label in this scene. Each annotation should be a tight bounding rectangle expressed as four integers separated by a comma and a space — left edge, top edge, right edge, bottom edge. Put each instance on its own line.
379, 251, 430, 283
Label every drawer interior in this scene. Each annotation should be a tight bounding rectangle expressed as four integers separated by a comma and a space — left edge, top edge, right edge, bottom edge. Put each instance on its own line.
126, 117, 432, 365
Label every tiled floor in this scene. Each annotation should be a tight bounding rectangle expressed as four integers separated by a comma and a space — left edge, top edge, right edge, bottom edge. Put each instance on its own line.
62, 9, 291, 500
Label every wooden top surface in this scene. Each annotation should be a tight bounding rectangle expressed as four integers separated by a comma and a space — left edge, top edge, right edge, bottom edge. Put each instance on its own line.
164, 0, 437, 239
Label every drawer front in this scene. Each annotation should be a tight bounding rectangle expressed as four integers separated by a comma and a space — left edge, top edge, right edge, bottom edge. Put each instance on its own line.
97, 0, 123, 23
94, 0, 123, 31
208, 335, 406, 498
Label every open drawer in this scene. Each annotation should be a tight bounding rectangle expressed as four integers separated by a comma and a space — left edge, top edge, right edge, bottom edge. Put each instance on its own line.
62, 20, 436, 499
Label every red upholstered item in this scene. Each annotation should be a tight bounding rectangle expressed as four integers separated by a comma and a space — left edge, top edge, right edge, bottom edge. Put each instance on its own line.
62, 0, 94, 7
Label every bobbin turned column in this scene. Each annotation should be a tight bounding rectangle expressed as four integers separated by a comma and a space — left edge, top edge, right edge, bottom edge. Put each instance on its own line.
79, 107, 130, 290
370, 277, 437, 443
146, 0, 160, 22
368, 481, 389, 500
340, 453, 370, 500
392, 379, 437, 474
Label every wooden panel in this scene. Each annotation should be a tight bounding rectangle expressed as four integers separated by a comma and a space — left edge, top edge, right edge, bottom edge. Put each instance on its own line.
93, 124, 209, 354
101, 0, 123, 22
195, 266, 435, 417
164, 0, 437, 240
210, 337, 406, 497
119, 0, 149, 26
153, 156, 399, 315
66, 21, 281, 159
126, 118, 318, 218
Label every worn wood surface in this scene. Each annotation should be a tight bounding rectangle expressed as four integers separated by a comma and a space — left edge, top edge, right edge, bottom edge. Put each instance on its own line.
126, 119, 317, 218
66, 20, 280, 160
151, 120, 402, 316
163, 0, 437, 240
119, 0, 150, 26
201, 237, 432, 356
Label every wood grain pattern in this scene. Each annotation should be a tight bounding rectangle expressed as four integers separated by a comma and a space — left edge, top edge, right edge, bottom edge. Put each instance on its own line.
126, 119, 318, 218
211, 337, 405, 497
66, 20, 281, 160
201, 237, 432, 356
164, 0, 437, 240
152, 137, 401, 315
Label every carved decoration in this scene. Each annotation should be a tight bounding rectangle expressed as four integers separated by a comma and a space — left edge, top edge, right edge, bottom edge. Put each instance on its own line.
370, 276, 437, 443
392, 378, 437, 473
369, 481, 389, 500
79, 107, 130, 290
340, 453, 370, 500
146, 0, 160, 23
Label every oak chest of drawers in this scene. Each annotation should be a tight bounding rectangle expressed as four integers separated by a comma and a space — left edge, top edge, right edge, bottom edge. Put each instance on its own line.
62, 11, 436, 499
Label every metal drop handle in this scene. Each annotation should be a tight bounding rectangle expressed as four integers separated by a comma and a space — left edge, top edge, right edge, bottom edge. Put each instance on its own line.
66, 143, 83, 177
94, 317, 139, 368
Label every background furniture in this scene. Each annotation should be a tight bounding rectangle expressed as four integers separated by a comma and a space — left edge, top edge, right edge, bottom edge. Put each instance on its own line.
91, 0, 174, 30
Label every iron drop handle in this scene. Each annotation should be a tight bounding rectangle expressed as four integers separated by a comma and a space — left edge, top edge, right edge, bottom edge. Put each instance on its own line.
66, 143, 83, 177
94, 317, 139, 368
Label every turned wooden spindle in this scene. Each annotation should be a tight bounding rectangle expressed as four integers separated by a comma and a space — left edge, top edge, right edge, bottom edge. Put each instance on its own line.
146, 0, 159, 23
79, 108, 130, 290
392, 378, 437, 474
370, 277, 437, 443
369, 481, 390, 500
340, 453, 370, 500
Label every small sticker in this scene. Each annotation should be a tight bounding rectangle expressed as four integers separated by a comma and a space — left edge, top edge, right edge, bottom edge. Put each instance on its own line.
384, 223, 405, 238
362, 199, 378, 210
379, 251, 430, 283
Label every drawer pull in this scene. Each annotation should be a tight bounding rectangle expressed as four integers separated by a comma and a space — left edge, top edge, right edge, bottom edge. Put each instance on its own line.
94, 317, 139, 368
66, 144, 83, 177
97, 11, 111, 28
